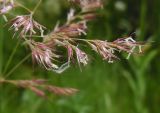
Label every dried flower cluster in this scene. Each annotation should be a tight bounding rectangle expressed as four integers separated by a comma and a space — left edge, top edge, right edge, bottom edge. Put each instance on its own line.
0, 0, 144, 97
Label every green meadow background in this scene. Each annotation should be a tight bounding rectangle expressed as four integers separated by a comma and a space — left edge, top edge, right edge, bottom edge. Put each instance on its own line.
0, 0, 160, 113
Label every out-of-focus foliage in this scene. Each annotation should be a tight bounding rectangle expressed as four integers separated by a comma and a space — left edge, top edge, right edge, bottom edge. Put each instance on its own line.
0, 0, 160, 113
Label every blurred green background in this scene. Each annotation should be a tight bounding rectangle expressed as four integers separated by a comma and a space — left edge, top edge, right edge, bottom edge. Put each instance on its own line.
0, 0, 160, 113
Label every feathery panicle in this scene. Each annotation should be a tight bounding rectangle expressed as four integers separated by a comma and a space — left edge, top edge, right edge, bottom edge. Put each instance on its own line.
53, 21, 87, 37
31, 41, 71, 73
31, 41, 59, 70
113, 36, 143, 59
0, 0, 146, 100
9, 15, 46, 37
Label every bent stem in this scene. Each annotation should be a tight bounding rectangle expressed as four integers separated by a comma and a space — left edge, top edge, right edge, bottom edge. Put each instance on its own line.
3, 40, 21, 74
5, 54, 31, 79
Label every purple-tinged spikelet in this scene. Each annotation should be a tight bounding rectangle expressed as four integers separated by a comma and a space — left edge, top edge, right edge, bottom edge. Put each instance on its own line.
9, 15, 46, 37
31, 42, 59, 70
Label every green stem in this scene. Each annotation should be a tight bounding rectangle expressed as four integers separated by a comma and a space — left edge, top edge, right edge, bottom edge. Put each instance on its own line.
0, 13, 4, 113
32, 0, 42, 15
15, 2, 32, 13
25, 35, 44, 38
5, 54, 31, 78
3, 40, 20, 74
0, 18, 4, 75
139, 0, 147, 40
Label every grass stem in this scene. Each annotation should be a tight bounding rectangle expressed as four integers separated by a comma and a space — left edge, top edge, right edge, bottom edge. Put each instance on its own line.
3, 40, 20, 74
5, 54, 31, 78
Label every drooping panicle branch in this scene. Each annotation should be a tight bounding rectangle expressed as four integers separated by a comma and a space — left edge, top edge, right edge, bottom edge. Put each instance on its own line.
0, 79, 78, 97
